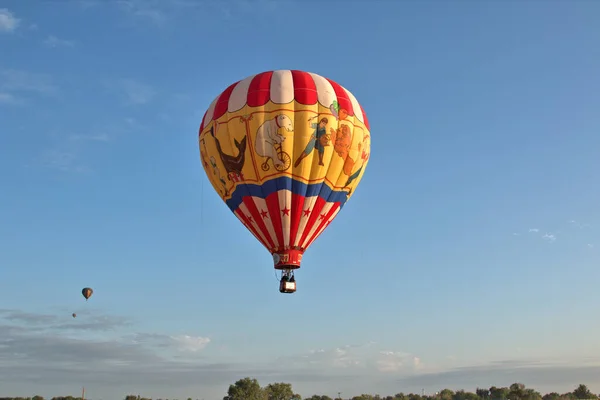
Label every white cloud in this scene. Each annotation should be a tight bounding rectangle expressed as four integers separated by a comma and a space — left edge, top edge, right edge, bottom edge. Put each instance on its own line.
515, 226, 564, 243
277, 342, 421, 375
40, 148, 89, 173
515, 218, 599, 247
376, 351, 423, 373
38, 131, 105, 173
117, 0, 167, 26
377, 351, 410, 372
130, 7, 166, 26
69, 133, 110, 142
304, 346, 361, 368
569, 219, 591, 229
171, 335, 211, 352
396, 358, 600, 394
120, 79, 156, 105
0, 8, 20, 33
0, 309, 212, 366
0, 91, 22, 105
0, 68, 57, 96
3, 310, 600, 398
43, 35, 75, 48
130, 332, 211, 354
39, 118, 140, 172
78, 0, 102, 9
0, 309, 130, 332
111, 0, 283, 27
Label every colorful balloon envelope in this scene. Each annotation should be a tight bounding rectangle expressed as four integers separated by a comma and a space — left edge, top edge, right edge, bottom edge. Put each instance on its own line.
82, 287, 93, 300
198, 70, 371, 293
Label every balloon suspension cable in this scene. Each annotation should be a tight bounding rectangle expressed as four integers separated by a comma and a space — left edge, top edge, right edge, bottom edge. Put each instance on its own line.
281, 269, 295, 280
275, 270, 294, 282
200, 174, 205, 226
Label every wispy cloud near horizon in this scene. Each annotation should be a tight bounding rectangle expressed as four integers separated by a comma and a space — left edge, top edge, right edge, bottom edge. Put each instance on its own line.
396, 358, 600, 394
2, 308, 600, 398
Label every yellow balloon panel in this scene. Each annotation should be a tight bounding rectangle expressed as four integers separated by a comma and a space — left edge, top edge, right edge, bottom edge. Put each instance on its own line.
199, 100, 371, 203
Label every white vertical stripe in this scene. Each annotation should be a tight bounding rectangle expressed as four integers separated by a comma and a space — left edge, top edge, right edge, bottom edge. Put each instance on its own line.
237, 203, 270, 247
270, 70, 294, 104
204, 97, 218, 126
292, 195, 318, 247
251, 196, 278, 248
342, 85, 364, 124
305, 206, 341, 249
228, 74, 255, 113
277, 189, 292, 247
300, 202, 336, 249
308, 72, 336, 109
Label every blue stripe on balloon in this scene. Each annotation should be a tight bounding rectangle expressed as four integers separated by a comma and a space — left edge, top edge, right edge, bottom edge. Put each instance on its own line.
225, 176, 349, 212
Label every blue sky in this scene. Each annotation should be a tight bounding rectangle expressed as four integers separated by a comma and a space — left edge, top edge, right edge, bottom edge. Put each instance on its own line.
1, 0, 600, 399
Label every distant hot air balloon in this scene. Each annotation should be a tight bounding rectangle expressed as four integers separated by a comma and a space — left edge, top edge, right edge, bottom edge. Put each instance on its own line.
82, 287, 93, 300
72, 313, 77, 318
198, 70, 371, 294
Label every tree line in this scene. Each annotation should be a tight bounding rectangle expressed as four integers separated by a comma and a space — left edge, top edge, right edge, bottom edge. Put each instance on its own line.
1, 380, 598, 400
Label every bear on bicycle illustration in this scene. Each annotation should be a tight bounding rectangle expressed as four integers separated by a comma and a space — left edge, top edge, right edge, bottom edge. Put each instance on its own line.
254, 114, 294, 172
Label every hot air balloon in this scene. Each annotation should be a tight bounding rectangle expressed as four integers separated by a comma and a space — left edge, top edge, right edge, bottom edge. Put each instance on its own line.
72, 313, 77, 318
82, 287, 93, 300
198, 70, 371, 293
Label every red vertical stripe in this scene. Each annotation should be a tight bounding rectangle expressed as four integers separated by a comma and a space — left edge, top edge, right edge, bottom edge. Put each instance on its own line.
325, 78, 354, 117
305, 202, 340, 249
297, 197, 326, 247
247, 71, 273, 107
288, 193, 305, 248
199, 109, 208, 134
235, 210, 268, 249
360, 104, 370, 131
212, 82, 238, 120
265, 191, 284, 251
291, 70, 318, 105
241, 197, 275, 250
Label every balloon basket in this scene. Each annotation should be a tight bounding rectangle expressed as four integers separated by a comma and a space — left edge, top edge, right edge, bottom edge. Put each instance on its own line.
279, 270, 297, 294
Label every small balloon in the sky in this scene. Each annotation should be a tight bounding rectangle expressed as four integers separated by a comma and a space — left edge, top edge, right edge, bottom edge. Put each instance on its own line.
72, 313, 77, 318
82, 287, 93, 300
